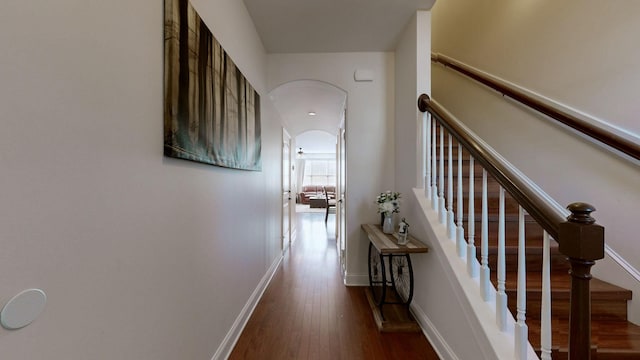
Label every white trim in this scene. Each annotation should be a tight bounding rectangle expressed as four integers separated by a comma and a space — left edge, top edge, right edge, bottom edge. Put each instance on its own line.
290, 227, 298, 247
606, 244, 640, 283
343, 273, 369, 286
211, 255, 283, 360
413, 188, 539, 359
410, 303, 459, 360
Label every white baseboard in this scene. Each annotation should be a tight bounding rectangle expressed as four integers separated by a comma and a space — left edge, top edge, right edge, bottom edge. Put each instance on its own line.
411, 303, 459, 360
412, 188, 539, 359
211, 254, 283, 360
343, 272, 369, 286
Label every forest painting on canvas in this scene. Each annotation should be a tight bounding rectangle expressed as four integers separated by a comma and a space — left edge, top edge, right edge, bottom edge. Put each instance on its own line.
164, 0, 261, 171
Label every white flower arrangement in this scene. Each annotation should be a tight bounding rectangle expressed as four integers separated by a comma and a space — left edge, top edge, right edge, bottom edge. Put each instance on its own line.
376, 191, 401, 215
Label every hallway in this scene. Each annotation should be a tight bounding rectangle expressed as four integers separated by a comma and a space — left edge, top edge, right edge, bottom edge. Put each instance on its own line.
229, 213, 439, 359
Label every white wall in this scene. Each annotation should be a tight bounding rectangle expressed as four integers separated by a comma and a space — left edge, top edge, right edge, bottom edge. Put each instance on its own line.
394, 11, 499, 359
394, 11, 432, 195
0, 0, 282, 358
431, 0, 640, 323
268, 53, 395, 283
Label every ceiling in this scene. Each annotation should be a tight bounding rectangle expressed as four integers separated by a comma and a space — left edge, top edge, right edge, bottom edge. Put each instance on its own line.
250, 1, 435, 147
270, 80, 346, 138
243, 0, 436, 53
295, 130, 337, 154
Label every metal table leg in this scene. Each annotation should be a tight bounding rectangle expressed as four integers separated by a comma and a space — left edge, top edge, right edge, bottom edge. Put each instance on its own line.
368, 243, 416, 319
368, 243, 387, 313
389, 253, 414, 305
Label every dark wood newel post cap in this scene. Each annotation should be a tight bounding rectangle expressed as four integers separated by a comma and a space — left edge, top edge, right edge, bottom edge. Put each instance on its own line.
567, 202, 597, 224
559, 202, 604, 261
418, 94, 430, 112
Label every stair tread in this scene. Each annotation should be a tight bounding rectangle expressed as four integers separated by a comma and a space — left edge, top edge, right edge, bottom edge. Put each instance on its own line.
499, 272, 632, 299
527, 319, 640, 354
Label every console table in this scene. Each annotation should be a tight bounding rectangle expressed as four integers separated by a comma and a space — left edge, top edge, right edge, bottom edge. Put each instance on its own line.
361, 223, 429, 332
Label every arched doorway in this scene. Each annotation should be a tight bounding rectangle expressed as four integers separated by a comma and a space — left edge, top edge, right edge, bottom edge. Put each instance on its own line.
269, 80, 348, 277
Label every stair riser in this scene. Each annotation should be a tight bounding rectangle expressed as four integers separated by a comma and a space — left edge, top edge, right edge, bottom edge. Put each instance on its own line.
507, 296, 629, 321
435, 165, 494, 180
484, 253, 570, 272
438, 195, 522, 215
465, 222, 546, 243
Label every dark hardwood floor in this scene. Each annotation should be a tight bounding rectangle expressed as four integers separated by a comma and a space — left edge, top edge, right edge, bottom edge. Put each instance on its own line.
229, 212, 440, 360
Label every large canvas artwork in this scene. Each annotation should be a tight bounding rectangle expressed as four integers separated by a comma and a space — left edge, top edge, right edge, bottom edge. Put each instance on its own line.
164, 0, 261, 170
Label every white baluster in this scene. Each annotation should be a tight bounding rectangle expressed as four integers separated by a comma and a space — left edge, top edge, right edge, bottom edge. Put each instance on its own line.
447, 134, 455, 239
496, 187, 508, 331
467, 156, 478, 277
439, 125, 446, 224
515, 206, 528, 360
425, 113, 431, 200
540, 231, 552, 360
480, 169, 493, 301
431, 120, 438, 210
456, 144, 466, 258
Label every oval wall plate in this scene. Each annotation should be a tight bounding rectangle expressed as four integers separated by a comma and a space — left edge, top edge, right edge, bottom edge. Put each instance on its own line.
1, 289, 47, 330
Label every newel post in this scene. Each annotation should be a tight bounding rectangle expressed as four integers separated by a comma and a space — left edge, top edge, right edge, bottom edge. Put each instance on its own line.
418, 93, 430, 112
558, 202, 604, 360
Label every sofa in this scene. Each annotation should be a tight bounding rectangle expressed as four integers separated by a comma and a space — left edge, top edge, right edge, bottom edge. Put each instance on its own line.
323, 186, 336, 199
298, 185, 336, 204
298, 185, 323, 204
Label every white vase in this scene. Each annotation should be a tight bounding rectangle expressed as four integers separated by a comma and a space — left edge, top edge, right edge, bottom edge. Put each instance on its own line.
382, 213, 394, 234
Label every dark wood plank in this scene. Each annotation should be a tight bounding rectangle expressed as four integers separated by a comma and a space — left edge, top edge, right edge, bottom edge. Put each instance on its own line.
229, 213, 440, 359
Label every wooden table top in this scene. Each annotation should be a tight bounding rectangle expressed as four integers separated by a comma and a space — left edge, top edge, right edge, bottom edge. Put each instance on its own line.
361, 224, 429, 254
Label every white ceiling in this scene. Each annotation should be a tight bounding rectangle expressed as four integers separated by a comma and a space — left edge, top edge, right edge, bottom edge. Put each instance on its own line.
243, 0, 436, 53
270, 80, 346, 137
250, 1, 436, 146
295, 130, 336, 155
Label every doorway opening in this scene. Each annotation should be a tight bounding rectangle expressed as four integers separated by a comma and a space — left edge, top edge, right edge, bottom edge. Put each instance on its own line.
270, 80, 347, 278
295, 130, 336, 215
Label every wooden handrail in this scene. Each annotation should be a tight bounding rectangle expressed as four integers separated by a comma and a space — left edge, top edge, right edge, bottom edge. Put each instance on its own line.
418, 93, 605, 360
418, 94, 566, 238
431, 53, 640, 162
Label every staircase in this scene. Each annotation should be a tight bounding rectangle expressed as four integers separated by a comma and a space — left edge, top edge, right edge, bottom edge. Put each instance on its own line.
442, 138, 640, 359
